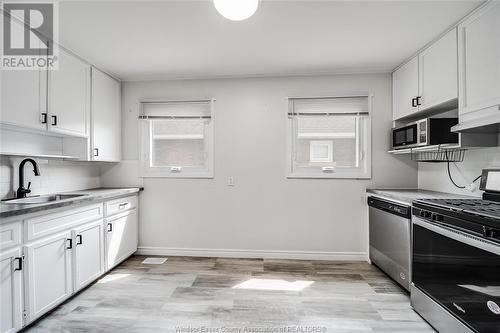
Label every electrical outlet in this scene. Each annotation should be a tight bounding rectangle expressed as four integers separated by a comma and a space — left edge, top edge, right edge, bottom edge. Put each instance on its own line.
228, 176, 235, 187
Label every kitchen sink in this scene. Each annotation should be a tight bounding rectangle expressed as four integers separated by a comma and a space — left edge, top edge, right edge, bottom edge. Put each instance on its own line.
2, 194, 88, 205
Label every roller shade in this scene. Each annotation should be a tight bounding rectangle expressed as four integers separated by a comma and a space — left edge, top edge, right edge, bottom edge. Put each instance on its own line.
289, 96, 369, 116
140, 100, 213, 119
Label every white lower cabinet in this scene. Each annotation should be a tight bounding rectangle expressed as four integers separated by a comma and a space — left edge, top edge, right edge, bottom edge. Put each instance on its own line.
2, 194, 138, 331
24, 231, 73, 323
106, 209, 138, 271
0, 247, 23, 333
73, 220, 105, 292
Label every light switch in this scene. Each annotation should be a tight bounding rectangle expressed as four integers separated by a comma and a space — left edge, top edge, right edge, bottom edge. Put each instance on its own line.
228, 176, 235, 187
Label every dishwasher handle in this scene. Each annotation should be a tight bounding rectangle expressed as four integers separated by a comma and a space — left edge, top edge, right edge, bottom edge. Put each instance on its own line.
368, 197, 411, 219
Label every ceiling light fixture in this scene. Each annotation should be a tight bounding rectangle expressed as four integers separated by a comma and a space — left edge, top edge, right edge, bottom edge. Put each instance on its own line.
213, 0, 259, 21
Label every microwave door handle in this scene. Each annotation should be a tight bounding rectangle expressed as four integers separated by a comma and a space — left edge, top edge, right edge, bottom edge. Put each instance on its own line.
413, 218, 500, 256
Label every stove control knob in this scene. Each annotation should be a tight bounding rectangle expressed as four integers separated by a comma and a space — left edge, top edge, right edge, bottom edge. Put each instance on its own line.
431, 214, 443, 222
424, 211, 432, 219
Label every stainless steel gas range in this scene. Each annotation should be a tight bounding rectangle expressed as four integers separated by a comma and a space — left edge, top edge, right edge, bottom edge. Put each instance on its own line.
411, 169, 500, 333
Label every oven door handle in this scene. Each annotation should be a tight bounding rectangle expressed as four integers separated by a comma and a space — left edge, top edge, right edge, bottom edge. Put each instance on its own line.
413, 217, 500, 256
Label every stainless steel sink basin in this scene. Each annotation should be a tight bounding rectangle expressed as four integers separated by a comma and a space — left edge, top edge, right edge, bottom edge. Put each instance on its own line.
2, 194, 88, 205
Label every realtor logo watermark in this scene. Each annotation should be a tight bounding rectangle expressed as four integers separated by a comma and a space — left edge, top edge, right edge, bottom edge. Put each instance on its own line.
1, 1, 59, 70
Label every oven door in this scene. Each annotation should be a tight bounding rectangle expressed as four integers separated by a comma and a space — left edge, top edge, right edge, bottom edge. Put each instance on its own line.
412, 217, 500, 333
392, 123, 418, 149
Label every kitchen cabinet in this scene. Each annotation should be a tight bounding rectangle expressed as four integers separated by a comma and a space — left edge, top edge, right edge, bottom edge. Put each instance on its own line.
91, 68, 121, 162
24, 231, 73, 322
106, 209, 138, 271
0, 70, 47, 131
0, 247, 23, 333
48, 47, 90, 137
393, 29, 459, 120
73, 220, 105, 291
458, 1, 500, 116
418, 29, 458, 111
392, 56, 419, 120
0, 17, 48, 132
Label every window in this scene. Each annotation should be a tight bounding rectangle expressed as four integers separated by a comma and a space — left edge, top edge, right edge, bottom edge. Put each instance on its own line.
139, 99, 214, 178
287, 96, 371, 178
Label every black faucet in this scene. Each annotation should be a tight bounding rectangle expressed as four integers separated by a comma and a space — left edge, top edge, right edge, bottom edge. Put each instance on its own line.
17, 158, 40, 198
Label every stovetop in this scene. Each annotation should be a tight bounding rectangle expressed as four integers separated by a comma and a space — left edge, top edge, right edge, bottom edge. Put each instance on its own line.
416, 198, 500, 221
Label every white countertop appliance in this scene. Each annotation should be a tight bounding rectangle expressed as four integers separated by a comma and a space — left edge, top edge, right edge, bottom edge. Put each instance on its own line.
411, 169, 500, 333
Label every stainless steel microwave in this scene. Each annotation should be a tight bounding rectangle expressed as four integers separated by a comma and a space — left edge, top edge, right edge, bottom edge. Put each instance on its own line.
392, 118, 459, 149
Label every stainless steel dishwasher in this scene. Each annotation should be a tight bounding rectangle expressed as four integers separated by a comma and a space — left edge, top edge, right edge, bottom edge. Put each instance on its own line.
368, 196, 411, 291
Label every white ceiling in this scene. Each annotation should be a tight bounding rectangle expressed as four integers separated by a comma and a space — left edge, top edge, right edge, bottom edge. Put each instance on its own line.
59, 0, 482, 81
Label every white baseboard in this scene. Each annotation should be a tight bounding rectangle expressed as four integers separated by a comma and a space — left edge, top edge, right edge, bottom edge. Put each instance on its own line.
136, 246, 368, 261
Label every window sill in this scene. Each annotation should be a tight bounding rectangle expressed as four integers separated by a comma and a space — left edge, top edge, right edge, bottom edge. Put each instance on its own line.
286, 172, 371, 179
140, 172, 214, 179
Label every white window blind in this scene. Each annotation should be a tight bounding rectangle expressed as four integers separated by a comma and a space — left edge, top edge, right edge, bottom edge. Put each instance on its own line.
139, 100, 214, 178
287, 96, 371, 179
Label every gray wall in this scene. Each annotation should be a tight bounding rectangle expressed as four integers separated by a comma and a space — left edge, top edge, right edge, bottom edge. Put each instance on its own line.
101, 74, 418, 259
418, 146, 500, 196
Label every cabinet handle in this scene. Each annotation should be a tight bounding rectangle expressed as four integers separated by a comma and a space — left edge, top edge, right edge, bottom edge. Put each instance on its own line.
416, 96, 422, 106
107, 223, 113, 232
66, 238, 73, 249
411, 98, 417, 107
119, 203, 127, 210
14, 257, 23, 271
51, 115, 57, 126
93, 148, 99, 157
40, 113, 48, 124
76, 234, 83, 245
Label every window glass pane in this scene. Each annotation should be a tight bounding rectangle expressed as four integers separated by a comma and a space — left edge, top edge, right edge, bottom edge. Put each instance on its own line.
295, 116, 358, 168
151, 119, 207, 167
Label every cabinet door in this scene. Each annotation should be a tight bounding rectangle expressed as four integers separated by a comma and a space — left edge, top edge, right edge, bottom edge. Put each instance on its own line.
48, 47, 90, 137
458, 2, 500, 115
91, 68, 121, 162
418, 28, 458, 111
106, 209, 138, 271
392, 56, 419, 120
24, 231, 73, 323
0, 18, 47, 131
73, 220, 105, 291
0, 247, 23, 333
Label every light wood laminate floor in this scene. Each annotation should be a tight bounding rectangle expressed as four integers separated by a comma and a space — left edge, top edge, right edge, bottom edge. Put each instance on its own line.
25, 256, 435, 333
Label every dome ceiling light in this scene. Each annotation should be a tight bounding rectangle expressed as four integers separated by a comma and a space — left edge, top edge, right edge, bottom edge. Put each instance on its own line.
213, 0, 259, 21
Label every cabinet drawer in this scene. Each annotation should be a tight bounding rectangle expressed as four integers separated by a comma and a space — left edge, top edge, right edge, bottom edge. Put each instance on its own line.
0, 221, 22, 250
106, 195, 137, 217
24, 203, 103, 241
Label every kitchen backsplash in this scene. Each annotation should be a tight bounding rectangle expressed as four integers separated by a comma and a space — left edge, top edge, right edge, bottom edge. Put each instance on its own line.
0, 156, 101, 200
418, 145, 500, 196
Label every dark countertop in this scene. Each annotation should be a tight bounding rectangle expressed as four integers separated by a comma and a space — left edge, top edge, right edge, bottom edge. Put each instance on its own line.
0, 187, 144, 219
366, 188, 476, 205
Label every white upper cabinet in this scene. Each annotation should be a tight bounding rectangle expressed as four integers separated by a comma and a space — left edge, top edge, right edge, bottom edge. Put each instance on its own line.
458, 1, 500, 116
48, 47, 90, 137
393, 28, 459, 121
393, 56, 419, 120
418, 28, 458, 111
91, 68, 121, 162
0, 17, 48, 131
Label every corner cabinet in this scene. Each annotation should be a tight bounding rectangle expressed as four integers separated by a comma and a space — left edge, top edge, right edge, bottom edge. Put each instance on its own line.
91, 68, 122, 162
393, 28, 458, 120
458, 1, 500, 116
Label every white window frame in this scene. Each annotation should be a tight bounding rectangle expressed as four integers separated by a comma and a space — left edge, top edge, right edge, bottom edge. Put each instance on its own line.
310, 140, 333, 163
139, 99, 214, 178
286, 95, 372, 179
